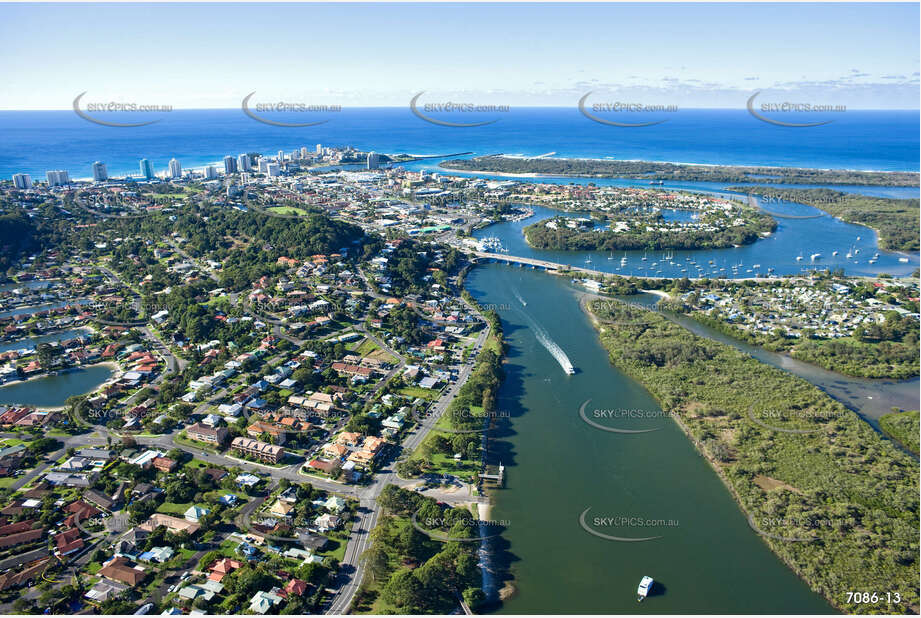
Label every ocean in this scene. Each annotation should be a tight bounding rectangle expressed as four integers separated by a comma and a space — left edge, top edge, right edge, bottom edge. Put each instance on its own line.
0, 108, 918, 180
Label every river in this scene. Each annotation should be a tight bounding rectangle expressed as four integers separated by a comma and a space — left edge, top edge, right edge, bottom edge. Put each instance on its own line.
460, 171, 918, 611
466, 265, 833, 613
471, 203, 918, 279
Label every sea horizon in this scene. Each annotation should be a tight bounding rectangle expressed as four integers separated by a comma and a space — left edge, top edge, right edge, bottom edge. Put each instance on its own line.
1, 108, 918, 179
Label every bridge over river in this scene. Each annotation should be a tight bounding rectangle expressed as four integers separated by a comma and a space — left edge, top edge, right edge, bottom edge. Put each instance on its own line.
467, 250, 782, 282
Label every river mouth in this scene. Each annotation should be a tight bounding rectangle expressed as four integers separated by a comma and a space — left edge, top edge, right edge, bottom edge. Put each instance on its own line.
466, 264, 833, 614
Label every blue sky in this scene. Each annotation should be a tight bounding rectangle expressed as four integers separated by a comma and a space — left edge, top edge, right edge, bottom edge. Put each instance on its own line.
0, 2, 918, 109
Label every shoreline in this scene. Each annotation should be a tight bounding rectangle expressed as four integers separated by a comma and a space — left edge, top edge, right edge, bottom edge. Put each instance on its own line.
442, 153, 921, 177
443, 166, 921, 188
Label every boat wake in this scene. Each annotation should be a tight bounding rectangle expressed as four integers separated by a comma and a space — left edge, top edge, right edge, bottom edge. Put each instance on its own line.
524, 314, 575, 375
512, 288, 527, 307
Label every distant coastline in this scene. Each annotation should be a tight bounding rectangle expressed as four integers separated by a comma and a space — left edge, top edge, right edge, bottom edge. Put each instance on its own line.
441, 155, 921, 187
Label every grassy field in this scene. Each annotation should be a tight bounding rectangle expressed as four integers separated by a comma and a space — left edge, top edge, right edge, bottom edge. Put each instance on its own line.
398, 386, 440, 401
174, 433, 219, 454
268, 206, 310, 216
352, 338, 380, 356
157, 501, 194, 516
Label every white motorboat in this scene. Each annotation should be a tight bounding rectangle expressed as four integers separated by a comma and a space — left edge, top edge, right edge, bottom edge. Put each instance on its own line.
637, 576, 654, 602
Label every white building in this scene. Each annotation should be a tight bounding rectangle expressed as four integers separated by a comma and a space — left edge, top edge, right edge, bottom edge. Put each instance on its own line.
237, 153, 252, 172
316, 143, 322, 153
300, 146, 309, 159
266, 162, 280, 177
168, 158, 182, 178
367, 151, 379, 170
92, 161, 108, 182
223, 155, 237, 174
12, 173, 32, 189
46, 170, 70, 186
203, 165, 218, 180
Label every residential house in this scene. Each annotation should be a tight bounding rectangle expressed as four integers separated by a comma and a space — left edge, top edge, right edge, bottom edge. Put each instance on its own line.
98, 556, 148, 586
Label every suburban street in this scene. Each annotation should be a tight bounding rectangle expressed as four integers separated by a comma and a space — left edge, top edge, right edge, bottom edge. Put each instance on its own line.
48, 235, 495, 615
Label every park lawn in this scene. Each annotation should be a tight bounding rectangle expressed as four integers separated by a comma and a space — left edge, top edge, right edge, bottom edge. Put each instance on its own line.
409, 444, 479, 483
432, 404, 484, 432
482, 330, 502, 356
428, 451, 478, 479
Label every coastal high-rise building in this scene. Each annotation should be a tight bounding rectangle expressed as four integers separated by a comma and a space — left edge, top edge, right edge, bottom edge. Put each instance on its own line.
203, 165, 218, 180
46, 170, 70, 186
367, 151, 379, 170
168, 158, 182, 179
266, 162, 280, 177
277, 150, 285, 163
139, 158, 155, 180
300, 146, 309, 159
223, 156, 237, 175
316, 143, 322, 154
237, 154, 252, 172
12, 173, 33, 189
258, 158, 269, 174
92, 161, 108, 182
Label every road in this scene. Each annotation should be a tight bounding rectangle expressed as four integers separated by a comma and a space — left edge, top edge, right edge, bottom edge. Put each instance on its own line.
324, 315, 491, 615
68, 235, 492, 614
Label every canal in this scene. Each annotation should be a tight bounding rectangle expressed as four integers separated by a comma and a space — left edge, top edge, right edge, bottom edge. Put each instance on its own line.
0, 327, 92, 355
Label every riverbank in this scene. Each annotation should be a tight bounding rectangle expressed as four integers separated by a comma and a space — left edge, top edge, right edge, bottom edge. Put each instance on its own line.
581, 295, 919, 614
